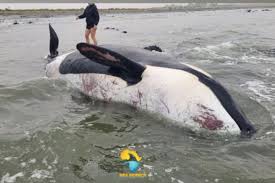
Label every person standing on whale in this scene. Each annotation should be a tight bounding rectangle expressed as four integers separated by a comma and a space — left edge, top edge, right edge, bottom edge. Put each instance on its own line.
76, 2, 100, 45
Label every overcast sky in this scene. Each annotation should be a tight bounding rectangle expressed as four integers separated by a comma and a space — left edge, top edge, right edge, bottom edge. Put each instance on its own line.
1, 0, 275, 3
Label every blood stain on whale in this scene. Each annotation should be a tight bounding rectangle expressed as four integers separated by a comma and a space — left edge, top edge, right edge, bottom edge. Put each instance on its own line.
193, 104, 224, 130
82, 75, 96, 95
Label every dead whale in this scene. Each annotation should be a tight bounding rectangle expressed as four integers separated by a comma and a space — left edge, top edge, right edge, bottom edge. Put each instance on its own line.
46, 24, 256, 136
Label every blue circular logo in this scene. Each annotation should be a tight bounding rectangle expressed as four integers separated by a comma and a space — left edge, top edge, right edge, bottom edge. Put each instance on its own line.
126, 161, 140, 173
120, 149, 142, 173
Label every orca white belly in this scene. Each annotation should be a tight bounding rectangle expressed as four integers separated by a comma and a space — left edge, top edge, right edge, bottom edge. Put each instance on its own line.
61, 66, 240, 134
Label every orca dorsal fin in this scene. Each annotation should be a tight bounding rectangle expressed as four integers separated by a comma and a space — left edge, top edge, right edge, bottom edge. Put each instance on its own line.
76, 43, 146, 84
49, 24, 59, 58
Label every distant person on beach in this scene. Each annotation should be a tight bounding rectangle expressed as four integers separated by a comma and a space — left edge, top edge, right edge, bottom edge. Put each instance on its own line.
76, 2, 100, 45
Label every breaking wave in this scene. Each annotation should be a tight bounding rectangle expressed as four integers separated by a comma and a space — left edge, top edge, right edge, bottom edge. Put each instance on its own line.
241, 80, 275, 102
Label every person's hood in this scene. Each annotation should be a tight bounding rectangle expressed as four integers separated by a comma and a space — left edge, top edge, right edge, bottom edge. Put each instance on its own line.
87, 0, 94, 5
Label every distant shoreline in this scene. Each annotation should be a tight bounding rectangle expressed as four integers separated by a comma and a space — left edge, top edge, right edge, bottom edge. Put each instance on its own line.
0, 9, 173, 18
1, 5, 275, 19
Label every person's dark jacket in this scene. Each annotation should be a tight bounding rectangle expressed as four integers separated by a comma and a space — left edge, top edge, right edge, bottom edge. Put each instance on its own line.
78, 3, 100, 25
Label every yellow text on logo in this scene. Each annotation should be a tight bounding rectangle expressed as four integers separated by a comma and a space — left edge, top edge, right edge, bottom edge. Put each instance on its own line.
119, 173, 147, 177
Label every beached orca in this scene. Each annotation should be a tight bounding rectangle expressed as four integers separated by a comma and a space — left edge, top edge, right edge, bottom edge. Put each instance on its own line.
46, 24, 256, 136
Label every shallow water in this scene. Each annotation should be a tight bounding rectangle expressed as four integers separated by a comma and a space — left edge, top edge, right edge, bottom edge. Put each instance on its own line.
0, 8, 275, 183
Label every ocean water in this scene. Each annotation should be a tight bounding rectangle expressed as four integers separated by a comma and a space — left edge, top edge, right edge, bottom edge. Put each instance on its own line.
0, 7, 275, 183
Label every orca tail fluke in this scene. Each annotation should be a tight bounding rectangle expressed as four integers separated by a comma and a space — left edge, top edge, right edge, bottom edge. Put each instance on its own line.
49, 24, 59, 59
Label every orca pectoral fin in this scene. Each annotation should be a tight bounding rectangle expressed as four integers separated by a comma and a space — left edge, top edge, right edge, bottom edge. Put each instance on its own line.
77, 43, 126, 69
76, 43, 146, 84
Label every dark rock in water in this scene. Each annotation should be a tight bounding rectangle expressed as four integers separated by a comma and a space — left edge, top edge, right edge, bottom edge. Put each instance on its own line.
104, 27, 119, 31
262, 9, 271, 11
247, 9, 258, 13
13, 20, 19, 25
105, 27, 124, 33
259, 48, 275, 57
144, 45, 163, 53
28, 21, 33, 24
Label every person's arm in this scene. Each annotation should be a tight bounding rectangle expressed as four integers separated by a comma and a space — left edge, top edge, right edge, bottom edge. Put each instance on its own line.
78, 12, 86, 19
77, 8, 87, 19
